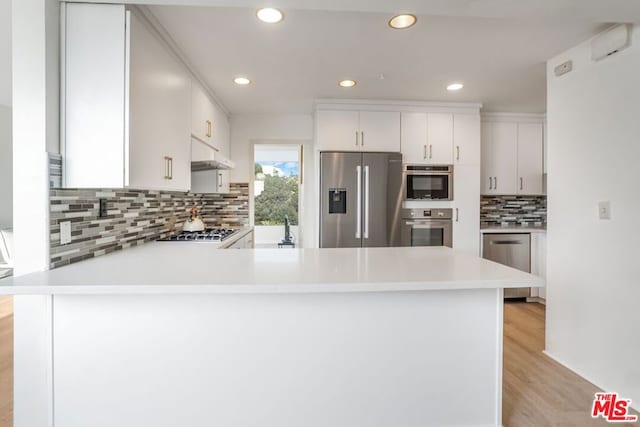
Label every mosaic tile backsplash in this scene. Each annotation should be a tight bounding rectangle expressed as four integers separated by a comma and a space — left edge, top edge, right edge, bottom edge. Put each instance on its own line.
49, 156, 249, 268
480, 195, 547, 227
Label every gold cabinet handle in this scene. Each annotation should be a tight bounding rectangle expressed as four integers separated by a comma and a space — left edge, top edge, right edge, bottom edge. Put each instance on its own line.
164, 156, 173, 180
206, 120, 212, 138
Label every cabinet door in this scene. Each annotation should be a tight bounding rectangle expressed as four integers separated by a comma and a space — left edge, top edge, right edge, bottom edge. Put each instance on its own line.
359, 111, 401, 152
517, 123, 544, 195
491, 122, 518, 194
64, 3, 127, 188
453, 114, 480, 165
316, 110, 360, 151
452, 164, 480, 256
401, 112, 428, 163
480, 122, 493, 194
191, 82, 213, 145
530, 232, 547, 299
128, 12, 191, 191
216, 170, 230, 194
426, 113, 454, 164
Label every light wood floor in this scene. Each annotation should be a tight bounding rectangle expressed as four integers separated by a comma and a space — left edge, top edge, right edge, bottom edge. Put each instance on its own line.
0, 296, 12, 427
503, 301, 638, 426
0, 299, 636, 427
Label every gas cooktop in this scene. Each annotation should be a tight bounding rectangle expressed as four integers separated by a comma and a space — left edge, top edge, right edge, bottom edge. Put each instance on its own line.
157, 228, 239, 242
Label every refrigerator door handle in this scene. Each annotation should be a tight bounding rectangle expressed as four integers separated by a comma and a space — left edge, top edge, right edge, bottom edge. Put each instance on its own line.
356, 165, 362, 239
364, 165, 370, 239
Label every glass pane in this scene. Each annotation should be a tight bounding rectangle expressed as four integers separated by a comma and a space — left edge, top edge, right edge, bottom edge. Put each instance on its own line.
413, 176, 444, 190
411, 228, 444, 246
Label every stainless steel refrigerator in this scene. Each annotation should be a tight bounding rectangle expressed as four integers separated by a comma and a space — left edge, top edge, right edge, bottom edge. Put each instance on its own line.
320, 152, 403, 248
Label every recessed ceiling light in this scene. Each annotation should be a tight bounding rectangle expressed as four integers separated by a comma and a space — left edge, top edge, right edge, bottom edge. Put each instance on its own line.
339, 79, 357, 88
447, 83, 464, 91
388, 14, 417, 30
256, 7, 284, 24
234, 77, 251, 85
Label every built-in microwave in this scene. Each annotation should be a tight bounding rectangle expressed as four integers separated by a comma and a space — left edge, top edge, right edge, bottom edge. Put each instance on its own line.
403, 164, 453, 201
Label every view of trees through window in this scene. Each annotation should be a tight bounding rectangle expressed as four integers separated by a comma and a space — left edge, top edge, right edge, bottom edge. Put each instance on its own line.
254, 160, 299, 226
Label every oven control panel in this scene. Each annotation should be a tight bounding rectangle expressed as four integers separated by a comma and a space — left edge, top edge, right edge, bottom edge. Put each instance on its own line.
402, 208, 453, 220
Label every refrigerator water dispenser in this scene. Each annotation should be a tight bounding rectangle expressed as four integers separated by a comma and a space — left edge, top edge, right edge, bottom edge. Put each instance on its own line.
329, 189, 347, 214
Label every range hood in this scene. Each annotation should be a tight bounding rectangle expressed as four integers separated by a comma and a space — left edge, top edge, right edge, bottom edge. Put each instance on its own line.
191, 138, 235, 171
191, 155, 235, 171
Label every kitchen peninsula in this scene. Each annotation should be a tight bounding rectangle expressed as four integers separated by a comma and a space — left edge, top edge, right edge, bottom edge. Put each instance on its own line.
0, 245, 543, 427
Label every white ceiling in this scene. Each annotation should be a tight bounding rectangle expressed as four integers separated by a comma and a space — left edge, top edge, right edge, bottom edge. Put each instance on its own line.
0, 0, 12, 107
148, 2, 629, 114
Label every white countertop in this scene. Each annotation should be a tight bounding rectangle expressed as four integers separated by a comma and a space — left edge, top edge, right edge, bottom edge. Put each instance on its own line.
481, 226, 546, 234
0, 243, 544, 295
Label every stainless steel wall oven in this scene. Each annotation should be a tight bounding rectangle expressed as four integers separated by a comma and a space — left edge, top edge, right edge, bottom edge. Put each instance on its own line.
400, 208, 453, 247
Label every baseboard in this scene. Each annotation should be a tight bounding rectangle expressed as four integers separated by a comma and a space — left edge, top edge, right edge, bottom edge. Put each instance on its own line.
543, 350, 639, 413
526, 296, 546, 305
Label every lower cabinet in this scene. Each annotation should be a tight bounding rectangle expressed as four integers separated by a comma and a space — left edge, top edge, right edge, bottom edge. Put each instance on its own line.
530, 232, 547, 300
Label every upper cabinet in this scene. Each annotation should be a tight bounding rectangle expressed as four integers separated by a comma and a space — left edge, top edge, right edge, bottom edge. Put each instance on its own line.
401, 113, 453, 164
63, 4, 191, 191
453, 114, 480, 165
191, 82, 230, 154
401, 113, 480, 165
316, 110, 400, 152
517, 123, 544, 195
481, 118, 544, 195
191, 82, 216, 146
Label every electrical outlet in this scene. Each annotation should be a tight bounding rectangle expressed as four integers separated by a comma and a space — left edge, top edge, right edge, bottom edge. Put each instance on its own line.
60, 221, 72, 245
598, 201, 611, 220
99, 198, 108, 218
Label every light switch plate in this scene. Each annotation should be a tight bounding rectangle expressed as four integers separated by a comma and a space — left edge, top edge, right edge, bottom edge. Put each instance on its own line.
598, 201, 611, 220
60, 221, 72, 245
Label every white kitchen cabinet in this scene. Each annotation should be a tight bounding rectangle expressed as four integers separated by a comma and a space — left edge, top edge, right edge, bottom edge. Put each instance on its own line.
316, 110, 400, 152
316, 110, 360, 151
517, 123, 544, 195
63, 4, 191, 191
359, 111, 401, 152
491, 122, 518, 194
400, 112, 427, 163
128, 11, 191, 192
481, 120, 545, 196
530, 232, 547, 300
453, 114, 480, 165
191, 82, 229, 153
191, 139, 231, 194
401, 113, 453, 164
481, 122, 518, 195
191, 82, 215, 146
426, 114, 454, 164
452, 164, 481, 256
191, 169, 229, 194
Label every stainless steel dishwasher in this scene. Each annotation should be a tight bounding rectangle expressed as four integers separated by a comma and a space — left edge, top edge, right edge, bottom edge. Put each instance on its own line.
482, 233, 531, 298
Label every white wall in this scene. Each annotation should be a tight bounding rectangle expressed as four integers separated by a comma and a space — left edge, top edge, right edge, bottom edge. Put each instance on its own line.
0, 0, 12, 229
546, 25, 640, 408
0, 105, 12, 229
230, 114, 315, 247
